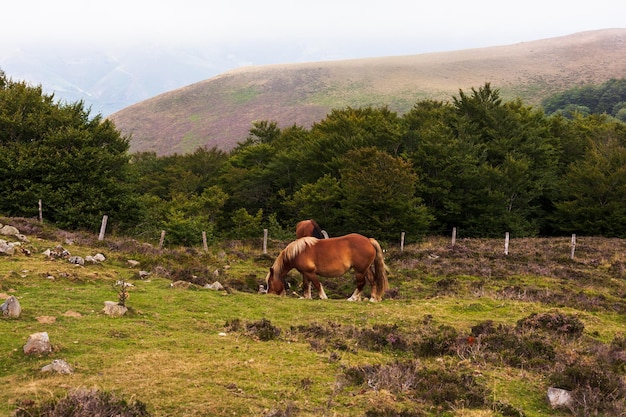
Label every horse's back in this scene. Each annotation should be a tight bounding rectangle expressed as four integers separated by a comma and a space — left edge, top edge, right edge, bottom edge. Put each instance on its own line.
314, 234, 375, 267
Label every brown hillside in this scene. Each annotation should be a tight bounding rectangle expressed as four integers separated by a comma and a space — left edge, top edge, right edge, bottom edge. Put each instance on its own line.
109, 29, 626, 156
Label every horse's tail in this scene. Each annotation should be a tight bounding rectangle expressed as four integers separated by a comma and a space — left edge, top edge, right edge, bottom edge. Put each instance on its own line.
369, 238, 389, 301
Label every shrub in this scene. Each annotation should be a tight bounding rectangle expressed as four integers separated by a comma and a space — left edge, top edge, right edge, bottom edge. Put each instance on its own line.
13, 388, 151, 417
246, 318, 281, 341
550, 362, 626, 416
343, 360, 489, 410
516, 311, 584, 337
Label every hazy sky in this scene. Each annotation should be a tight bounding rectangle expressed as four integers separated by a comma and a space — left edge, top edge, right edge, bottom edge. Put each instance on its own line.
1, 0, 624, 115
3, 0, 625, 62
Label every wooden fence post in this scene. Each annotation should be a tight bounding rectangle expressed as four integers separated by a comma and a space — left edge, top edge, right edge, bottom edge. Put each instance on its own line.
504, 232, 510, 255
38, 199, 43, 223
400, 231, 405, 252
263, 229, 268, 254
98, 215, 108, 241
159, 230, 166, 249
451, 227, 457, 246
202, 231, 208, 252
570, 234, 576, 260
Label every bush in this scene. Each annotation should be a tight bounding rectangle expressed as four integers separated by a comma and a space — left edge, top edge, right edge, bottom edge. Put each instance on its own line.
343, 360, 489, 409
13, 388, 151, 417
516, 311, 584, 337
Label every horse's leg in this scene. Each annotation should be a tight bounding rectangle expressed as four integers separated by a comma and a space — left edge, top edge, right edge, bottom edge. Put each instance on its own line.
302, 273, 312, 299
365, 267, 380, 302
311, 274, 328, 300
347, 271, 367, 301
347, 287, 362, 301
305, 273, 327, 299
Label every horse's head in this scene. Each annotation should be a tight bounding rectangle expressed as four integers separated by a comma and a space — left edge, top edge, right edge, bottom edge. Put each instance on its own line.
265, 266, 286, 295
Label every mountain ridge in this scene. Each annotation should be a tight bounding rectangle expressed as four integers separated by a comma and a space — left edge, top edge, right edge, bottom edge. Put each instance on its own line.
109, 29, 626, 155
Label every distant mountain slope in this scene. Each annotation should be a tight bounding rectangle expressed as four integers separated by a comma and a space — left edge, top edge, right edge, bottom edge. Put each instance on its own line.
109, 29, 626, 155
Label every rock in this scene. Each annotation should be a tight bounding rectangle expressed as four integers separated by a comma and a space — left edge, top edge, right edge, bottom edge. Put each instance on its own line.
547, 387, 573, 408
0, 241, 16, 256
68, 256, 84, 265
103, 301, 128, 317
0, 225, 20, 236
86, 253, 106, 263
138, 270, 151, 279
47, 245, 70, 259
41, 359, 74, 374
1, 295, 21, 318
23, 332, 52, 355
205, 281, 224, 291
127, 259, 140, 267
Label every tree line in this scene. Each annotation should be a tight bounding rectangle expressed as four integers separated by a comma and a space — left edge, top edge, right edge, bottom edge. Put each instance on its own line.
542, 77, 626, 121
1, 70, 626, 244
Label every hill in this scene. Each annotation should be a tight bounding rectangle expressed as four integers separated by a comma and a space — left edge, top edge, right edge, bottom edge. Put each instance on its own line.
109, 29, 626, 155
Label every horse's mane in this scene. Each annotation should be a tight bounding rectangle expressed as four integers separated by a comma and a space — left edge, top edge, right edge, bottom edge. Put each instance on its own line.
272, 237, 319, 275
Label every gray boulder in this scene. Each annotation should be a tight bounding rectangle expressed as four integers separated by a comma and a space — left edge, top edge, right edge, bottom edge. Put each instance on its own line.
547, 387, 573, 408
42, 359, 74, 374
0, 225, 20, 237
23, 332, 52, 355
103, 301, 128, 317
1, 296, 21, 318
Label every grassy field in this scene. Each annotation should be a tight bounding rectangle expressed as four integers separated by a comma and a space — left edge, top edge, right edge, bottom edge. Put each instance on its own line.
1, 219, 626, 416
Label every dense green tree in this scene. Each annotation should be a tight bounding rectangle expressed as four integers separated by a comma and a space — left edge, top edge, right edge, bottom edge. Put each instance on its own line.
337, 147, 432, 240
0, 71, 139, 231
230, 208, 263, 239
400, 85, 560, 237
401, 100, 476, 233
282, 174, 342, 230
550, 117, 626, 236
542, 78, 626, 118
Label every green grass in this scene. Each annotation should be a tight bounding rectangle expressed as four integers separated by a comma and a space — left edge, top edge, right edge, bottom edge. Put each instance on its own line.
2, 226, 626, 416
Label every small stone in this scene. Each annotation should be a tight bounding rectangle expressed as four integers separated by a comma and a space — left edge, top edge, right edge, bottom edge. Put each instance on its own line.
205, 281, 224, 291
547, 387, 573, 408
41, 359, 74, 374
103, 301, 128, 317
23, 332, 52, 355
1, 295, 21, 318
68, 256, 84, 265
0, 225, 20, 236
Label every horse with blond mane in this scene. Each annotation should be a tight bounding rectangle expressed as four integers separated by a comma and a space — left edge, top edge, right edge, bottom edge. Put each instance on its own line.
265, 233, 388, 301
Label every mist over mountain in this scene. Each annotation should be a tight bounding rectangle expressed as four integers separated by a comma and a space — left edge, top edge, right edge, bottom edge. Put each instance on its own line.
1, 42, 271, 116
108, 29, 626, 155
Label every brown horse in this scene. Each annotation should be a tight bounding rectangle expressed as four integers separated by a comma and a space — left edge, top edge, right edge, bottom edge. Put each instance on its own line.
265, 233, 388, 301
295, 219, 324, 239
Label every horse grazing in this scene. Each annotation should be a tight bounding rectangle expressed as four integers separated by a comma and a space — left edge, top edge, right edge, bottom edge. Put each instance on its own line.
295, 219, 324, 239
265, 233, 389, 301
